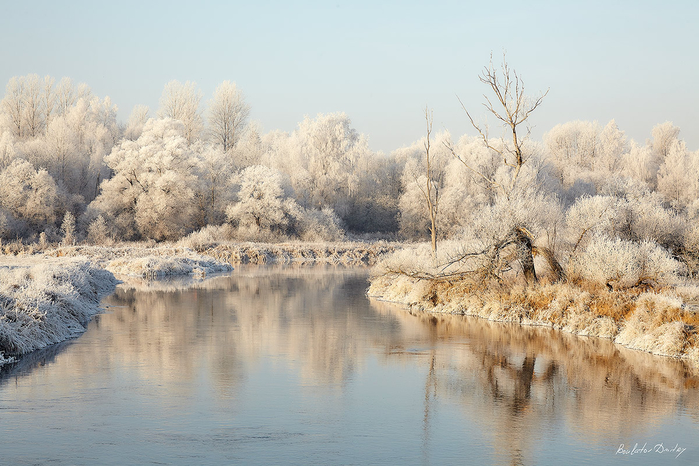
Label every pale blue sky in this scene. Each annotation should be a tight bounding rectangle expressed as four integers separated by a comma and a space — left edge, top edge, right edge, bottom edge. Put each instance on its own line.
1, 0, 696, 152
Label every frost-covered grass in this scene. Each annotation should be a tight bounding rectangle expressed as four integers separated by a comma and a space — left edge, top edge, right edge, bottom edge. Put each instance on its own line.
42, 241, 394, 272
184, 240, 396, 266
45, 244, 234, 278
106, 255, 231, 278
0, 259, 117, 363
370, 242, 699, 365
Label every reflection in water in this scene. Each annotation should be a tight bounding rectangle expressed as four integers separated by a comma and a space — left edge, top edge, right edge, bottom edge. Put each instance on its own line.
371, 303, 699, 465
0, 266, 697, 465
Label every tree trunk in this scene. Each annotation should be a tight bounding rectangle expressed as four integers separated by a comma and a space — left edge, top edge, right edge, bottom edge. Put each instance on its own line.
513, 227, 538, 286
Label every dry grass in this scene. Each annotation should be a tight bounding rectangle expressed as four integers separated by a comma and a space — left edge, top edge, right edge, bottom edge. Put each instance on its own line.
369, 271, 699, 365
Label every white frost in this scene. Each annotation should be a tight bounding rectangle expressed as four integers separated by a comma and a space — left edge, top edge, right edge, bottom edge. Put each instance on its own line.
0, 259, 117, 362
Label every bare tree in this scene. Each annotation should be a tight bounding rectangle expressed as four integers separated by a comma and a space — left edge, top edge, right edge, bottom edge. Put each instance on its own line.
158, 80, 203, 144
449, 54, 548, 199
446, 55, 551, 286
41, 75, 56, 130
417, 107, 440, 256
208, 81, 250, 152
23, 74, 43, 138
2, 77, 25, 138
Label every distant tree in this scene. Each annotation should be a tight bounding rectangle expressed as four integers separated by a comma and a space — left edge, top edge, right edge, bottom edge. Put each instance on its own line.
61, 211, 76, 245
194, 143, 234, 226
88, 118, 199, 241
597, 119, 626, 173
208, 81, 250, 152
123, 105, 150, 140
0, 130, 15, 169
226, 165, 344, 241
226, 165, 295, 235
657, 140, 695, 210
158, 80, 203, 144
37, 96, 118, 202
650, 121, 680, 160
398, 109, 450, 254
41, 75, 56, 129
2, 77, 25, 138
86, 214, 111, 245
293, 112, 368, 210
0, 159, 69, 235
54, 77, 91, 117
22, 74, 43, 138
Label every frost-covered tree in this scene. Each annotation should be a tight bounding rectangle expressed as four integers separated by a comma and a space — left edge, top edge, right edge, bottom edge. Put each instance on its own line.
0, 130, 15, 169
87, 118, 199, 241
158, 80, 203, 144
231, 122, 264, 168
22, 74, 43, 139
226, 165, 295, 235
445, 55, 553, 285
33, 96, 118, 202
61, 211, 76, 245
619, 141, 657, 189
194, 143, 234, 226
657, 140, 697, 210
208, 81, 250, 152
597, 119, 626, 173
0, 159, 74, 237
86, 214, 111, 245
54, 77, 91, 117
650, 121, 680, 160
225, 165, 344, 241
257, 112, 380, 231
123, 105, 150, 141
1, 76, 26, 138
293, 112, 367, 209
397, 121, 451, 248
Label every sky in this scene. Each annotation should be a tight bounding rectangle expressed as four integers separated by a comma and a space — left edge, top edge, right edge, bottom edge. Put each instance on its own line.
1, 0, 697, 153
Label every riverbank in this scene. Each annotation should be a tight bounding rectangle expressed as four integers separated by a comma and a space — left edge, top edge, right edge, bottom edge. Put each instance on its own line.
368, 272, 699, 365
0, 258, 117, 363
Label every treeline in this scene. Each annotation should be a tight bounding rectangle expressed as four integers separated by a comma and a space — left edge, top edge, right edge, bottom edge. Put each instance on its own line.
0, 74, 697, 266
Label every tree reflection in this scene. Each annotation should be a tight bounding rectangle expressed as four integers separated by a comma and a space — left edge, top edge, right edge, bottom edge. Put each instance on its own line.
372, 303, 699, 465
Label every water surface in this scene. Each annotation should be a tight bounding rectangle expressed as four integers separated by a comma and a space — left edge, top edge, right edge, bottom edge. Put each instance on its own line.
1, 266, 698, 465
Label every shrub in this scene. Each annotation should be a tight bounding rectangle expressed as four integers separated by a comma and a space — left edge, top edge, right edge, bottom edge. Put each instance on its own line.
569, 234, 680, 289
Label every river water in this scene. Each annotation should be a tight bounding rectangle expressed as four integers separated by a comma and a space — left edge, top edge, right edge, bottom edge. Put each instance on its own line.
0, 266, 698, 465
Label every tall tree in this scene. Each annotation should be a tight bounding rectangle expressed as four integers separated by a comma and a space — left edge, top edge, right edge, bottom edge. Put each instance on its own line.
208, 81, 250, 152
448, 55, 550, 286
158, 80, 203, 144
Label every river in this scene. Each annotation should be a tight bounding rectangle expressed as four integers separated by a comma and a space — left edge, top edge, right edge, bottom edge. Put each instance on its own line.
0, 266, 697, 465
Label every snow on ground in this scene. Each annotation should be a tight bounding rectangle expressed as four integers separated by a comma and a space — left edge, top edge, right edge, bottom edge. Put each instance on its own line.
0, 258, 117, 364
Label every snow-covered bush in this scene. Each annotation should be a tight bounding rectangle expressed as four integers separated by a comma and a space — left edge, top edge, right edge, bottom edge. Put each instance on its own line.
226, 165, 296, 235
86, 215, 112, 245
226, 165, 345, 242
569, 234, 680, 289
295, 207, 344, 242
565, 186, 686, 256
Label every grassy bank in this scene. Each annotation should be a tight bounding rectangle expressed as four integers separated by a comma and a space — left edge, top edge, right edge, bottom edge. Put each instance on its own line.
369, 271, 699, 364
0, 259, 117, 362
